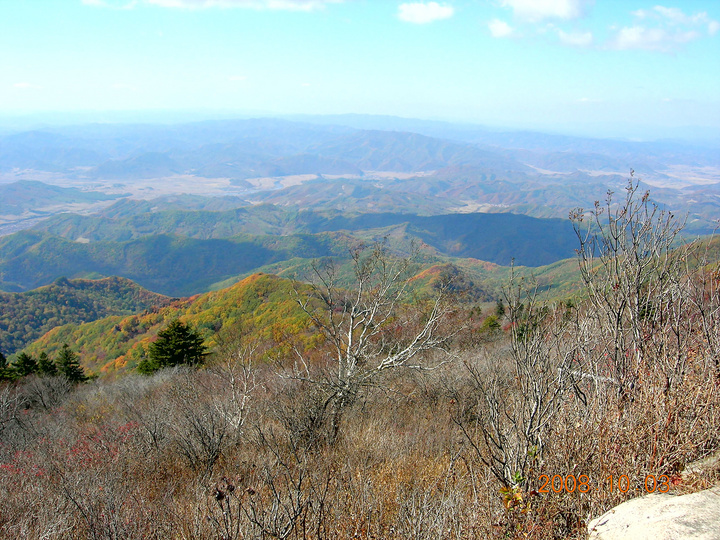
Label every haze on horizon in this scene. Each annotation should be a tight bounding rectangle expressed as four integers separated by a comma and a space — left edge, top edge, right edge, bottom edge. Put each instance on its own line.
2, 0, 719, 141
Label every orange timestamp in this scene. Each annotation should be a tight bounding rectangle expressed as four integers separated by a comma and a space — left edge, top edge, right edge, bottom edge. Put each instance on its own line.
537, 474, 672, 495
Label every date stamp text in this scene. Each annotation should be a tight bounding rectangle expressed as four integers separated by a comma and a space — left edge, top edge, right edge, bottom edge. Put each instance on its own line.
537, 474, 672, 495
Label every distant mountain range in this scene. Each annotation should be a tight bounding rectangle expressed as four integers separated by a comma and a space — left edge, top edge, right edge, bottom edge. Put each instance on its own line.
287, 114, 720, 167
0, 208, 577, 296
0, 120, 533, 181
2, 117, 717, 182
1, 117, 717, 236
0, 115, 717, 301
2, 114, 718, 381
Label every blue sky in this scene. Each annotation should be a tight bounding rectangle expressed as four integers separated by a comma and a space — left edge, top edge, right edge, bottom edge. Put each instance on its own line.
2, 0, 719, 138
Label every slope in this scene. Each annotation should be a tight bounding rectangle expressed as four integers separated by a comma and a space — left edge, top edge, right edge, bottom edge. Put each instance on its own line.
0, 180, 121, 216
0, 276, 172, 356
21, 273, 318, 377
0, 229, 354, 296
2, 207, 579, 295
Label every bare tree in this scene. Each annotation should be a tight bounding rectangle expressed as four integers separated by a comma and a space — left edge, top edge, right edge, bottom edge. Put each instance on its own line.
169, 373, 231, 476
0, 383, 25, 440
207, 332, 260, 445
456, 269, 577, 489
570, 174, 691, 396
293, 242, 456, 439
455, 175, 703, 490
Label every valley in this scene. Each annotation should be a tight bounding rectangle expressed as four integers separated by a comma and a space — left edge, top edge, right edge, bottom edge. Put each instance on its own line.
1, 115, 718, 370
1, 117, 718, 240
0, 115, 717, 375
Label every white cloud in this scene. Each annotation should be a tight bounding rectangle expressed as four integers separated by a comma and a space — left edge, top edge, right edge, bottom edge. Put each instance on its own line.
85, 0, 341, 10
148, 0, 340, 9
228, 75, 248, 81
654, 6, 698, 24
640, 6, 708, 25
491, 2, 714, 52
609, 6, 717, 52
490, 1, 596, 48
557, 29, 592, 47
488, 19, 513, 38
631, 6, 718, 37
609, 25, 700, 52
397, 2, 454, 24
13, 82, 41, 89
82, 0, 138, 8
500, 0, 592, 22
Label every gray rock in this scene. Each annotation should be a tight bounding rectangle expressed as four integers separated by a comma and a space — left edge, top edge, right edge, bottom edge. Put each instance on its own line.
588, 486, 720, 540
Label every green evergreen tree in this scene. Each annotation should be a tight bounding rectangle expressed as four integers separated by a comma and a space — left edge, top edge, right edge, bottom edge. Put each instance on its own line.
37, 352, 58, 376
13, 352, 38, 378
56, 344, 87, 383
0, 350, 15, 382
495, 299, 506, 318
138, 320, 206, 375
480, 314, 502, 333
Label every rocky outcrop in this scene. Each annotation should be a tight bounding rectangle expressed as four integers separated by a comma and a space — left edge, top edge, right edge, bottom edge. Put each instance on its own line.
587, 486, 720, 540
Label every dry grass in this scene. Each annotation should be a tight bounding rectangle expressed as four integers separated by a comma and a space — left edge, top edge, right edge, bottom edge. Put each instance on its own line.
1, 321, 717, 540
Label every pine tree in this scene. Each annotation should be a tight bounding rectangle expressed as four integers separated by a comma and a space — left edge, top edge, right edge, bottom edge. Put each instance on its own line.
495, 299, 506, 318
37, 352, 58, 376
138, 320, 206, 375
56, 344, 87, 383
0, 350, 15, 382
13, 352, 38, 378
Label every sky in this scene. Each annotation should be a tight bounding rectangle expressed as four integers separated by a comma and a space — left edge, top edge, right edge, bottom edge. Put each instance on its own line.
1, 0, 719, 139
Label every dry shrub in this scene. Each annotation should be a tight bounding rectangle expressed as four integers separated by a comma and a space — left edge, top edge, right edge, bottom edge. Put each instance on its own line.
1, 183, 718, 538
2, 321, 716, 539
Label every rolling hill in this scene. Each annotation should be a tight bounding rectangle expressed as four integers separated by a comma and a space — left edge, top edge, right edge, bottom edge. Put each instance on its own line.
0, 180, 122, 216
0, 276, 172, 355
0, 229, 355, 296
20, 273, 318, 377
0, 119, 530, 180
0, 208, 580, 296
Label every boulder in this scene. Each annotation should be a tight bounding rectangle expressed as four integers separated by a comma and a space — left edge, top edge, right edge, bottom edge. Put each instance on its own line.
587, 486, 720, 540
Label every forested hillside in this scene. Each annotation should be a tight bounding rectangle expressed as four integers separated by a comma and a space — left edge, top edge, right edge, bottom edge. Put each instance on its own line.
0, 210, 577, 295
0, 276, 172, 355
20, 273, 320, 376
0, 229, 351, 295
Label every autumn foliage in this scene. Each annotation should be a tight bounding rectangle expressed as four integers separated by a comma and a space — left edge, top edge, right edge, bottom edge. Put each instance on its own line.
1, 184, 719, 539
